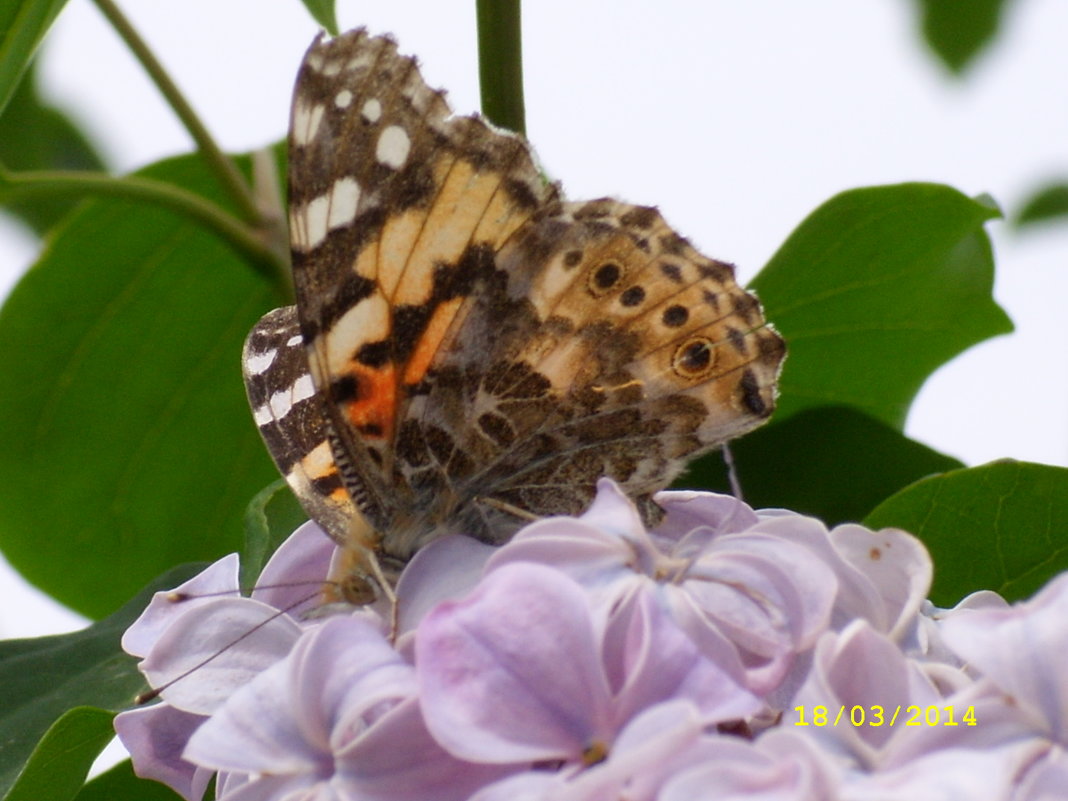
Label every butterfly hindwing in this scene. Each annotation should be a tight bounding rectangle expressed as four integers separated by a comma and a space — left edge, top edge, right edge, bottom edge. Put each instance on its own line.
242, 305, 356, 544
410, 199, 784, 538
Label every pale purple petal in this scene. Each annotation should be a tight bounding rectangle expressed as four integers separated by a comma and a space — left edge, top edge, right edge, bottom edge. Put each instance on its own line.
187, 617, 466, 801
394, 535, 496, 637
786, 620, 941, 765
184, 653, 325, 775
559, 701, 717, 801
469, 772, 559, 801
1015, 747, 1068, 801
339, 697, 516, 801
764, 514, 892, 632
217, 773, 326, 801
579, 478, 647, 538
298, 618, 416, 747
660, 742, 827, 801
843, 743, 1034, 801
252, 520, 336, 615
829, 524, 932, 640
686, 531, 836, 652
881, 678, 1048, 768
417, 563, 613, 763
114, 704, 211, 801
908, 591, 1010, 667
653, 489, 760, 543
121, 554, 241, 657
487, 516, 635, 591
141, 597, 302, 714
607, 588, 759, 724
678, 529, 836, 692
942, 572, 1068, 742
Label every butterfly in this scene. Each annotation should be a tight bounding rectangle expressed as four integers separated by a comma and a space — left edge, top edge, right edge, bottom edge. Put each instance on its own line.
242, 28, 785, 595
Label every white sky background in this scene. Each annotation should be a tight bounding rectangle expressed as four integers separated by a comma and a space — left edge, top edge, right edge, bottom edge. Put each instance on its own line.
1, 0, 1067, 641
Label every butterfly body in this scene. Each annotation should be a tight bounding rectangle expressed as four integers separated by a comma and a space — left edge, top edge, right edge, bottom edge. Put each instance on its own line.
243, 29, 785, 577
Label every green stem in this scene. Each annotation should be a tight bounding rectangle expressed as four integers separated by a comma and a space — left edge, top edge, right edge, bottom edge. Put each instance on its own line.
90, 0, 263, 226
476, 0, 525, 134
0, 166, 288, 285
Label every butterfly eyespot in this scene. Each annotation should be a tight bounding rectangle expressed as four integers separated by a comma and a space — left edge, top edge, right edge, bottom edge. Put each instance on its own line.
661, 304, 689, 328
673, 337, 717, 379
588, 261, 625, 296
563, 249, 584, 268
619, 286, 646, 308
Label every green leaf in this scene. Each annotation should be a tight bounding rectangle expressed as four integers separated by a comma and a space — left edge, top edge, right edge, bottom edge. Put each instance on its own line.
865, 461, 1068, 605
0, 63, 107, 234
0, 565, 203, 800
240, 479, 306, 591
1014, 181, 1068, 227
0, 0, 70, 115
75, 759, 184, 801
3, 707, 115, 801
298, 0, 338, 36
681, 406, 963, 526
751, 183, 1012, 430
912, 0, 1013, 74
0, 152, 289, 620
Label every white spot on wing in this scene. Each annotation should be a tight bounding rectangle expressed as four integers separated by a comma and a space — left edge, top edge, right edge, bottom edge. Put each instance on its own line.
267, 374, 316, 421
346, 51, 374, 72
292, 100, 325, 147
326, 177, 360, 230
286, 334, 303, 348
335, 89, 353, 109
245, 348, 277, 376
361, 98, 381, 123
302, 194, 331, 251
376, 125, 410, 169
294, 176, 361, 252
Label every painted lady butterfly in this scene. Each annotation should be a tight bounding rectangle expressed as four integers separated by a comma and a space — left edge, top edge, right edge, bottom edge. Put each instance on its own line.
243, 28, 785, 595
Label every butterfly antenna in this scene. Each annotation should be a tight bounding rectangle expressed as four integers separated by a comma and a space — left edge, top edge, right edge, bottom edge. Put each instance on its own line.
722, 443, 745, 501
134, 583, 331, 705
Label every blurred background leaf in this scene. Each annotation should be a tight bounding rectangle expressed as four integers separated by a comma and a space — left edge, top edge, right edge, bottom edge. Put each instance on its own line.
74, 759, 184, 801
751, 183, 1012, 431
912, 0, 1015, 74
3, 707, 116, 801
240, 479, 306, 591
684, 406, 964, 525
865, 461, 1068, 605
0, 0, 70, 114
0, 150, 287, 619
298, 0, 339, 36
0, 565, 202, 799
0, 61, 106, 234
1013, 181, 1068, 228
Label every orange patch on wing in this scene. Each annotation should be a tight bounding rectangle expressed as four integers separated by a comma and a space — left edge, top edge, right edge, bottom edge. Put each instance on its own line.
403, 297, 464, 385
343, 362, 398, 440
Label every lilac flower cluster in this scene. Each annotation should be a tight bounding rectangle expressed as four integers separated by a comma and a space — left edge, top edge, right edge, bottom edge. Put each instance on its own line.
115, 480, 1068, 800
